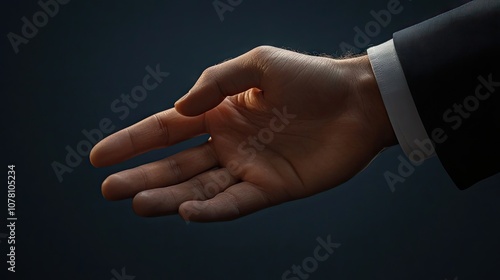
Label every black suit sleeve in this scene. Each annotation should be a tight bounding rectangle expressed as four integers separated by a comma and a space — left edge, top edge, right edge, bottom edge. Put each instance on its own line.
393, 0, 500, 189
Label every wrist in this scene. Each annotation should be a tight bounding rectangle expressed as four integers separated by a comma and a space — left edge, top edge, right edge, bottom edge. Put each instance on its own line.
347, 55, 398, 150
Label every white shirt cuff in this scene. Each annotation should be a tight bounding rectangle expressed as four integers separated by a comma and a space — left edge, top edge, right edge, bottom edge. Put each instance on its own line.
367, 39, 436, 162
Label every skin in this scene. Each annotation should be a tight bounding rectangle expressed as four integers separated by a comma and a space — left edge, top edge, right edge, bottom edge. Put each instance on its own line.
89, 46, 397, 222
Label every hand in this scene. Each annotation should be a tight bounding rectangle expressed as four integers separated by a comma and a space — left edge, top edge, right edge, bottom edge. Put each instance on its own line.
90, 46, 396, 222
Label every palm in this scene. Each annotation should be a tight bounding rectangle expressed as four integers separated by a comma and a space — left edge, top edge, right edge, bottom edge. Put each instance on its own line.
90, 46, 393, 222
204, 96, 308, 202
205, 88, 375, 203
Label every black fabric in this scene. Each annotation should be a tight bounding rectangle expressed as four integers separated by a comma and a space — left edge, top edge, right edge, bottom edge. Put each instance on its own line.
393, 0, 500, 189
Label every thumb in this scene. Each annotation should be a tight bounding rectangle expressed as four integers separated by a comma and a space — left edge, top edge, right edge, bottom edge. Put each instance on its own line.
174, 47, 268, 116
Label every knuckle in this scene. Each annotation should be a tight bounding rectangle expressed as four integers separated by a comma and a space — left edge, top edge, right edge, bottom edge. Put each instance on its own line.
200, 65, 219, 80
249, 45, 275, 59
247, 45, 280, 74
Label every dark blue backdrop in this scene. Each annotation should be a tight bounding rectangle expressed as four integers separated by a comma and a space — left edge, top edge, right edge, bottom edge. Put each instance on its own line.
2, 0, 499, 279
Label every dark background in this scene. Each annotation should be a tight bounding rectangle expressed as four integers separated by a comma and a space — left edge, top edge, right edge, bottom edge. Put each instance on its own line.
2, 0, 499, 279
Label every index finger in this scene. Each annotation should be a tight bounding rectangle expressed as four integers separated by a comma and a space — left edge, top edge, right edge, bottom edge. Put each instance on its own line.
90, 108, 207, 167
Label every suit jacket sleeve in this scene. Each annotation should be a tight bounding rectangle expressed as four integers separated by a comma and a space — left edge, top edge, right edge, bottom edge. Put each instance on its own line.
392, 0, 500, 189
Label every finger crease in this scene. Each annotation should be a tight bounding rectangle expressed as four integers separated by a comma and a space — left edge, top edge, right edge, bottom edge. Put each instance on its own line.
138, 167, 149, 190
213, 78, 227, 99
167, 159, 183, 185
125, 128, 138, 154
220, 192, 241, 216
165, 188, 179, 208
203, 143, 218, 165
190, 178, 207, 200
154, 112, 170, 146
